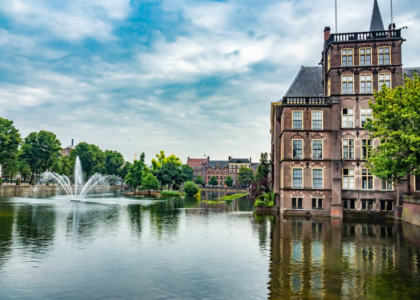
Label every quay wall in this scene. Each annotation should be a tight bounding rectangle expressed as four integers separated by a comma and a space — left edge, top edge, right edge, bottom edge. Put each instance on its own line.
201, 188, 249, 193
0, 185, 124, 198
401, 195, 420, 227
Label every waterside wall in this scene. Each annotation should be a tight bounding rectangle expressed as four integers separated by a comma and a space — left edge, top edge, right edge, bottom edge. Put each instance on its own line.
402, 195, 420, 227
0, 185, 124, 198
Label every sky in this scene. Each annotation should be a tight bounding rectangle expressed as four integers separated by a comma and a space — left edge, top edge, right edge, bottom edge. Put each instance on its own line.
0, 0, 419, 164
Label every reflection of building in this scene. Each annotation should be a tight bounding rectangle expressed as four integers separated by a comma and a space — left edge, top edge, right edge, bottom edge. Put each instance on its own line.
270, 0, 420, 217
187, 157, 209, 183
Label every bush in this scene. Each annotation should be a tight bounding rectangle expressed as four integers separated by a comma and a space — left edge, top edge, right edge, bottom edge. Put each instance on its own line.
254, 192, 275, 207
0, 178, 2, 185
184, 181, 200, 196
16, 179, 21, 186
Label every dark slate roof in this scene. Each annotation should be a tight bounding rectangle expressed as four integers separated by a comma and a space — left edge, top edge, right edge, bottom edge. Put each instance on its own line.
370, 0, 384, 31
209, 160, 228, 169
228, 158, 251, 163
251, 163, 260, 169
403, 68, 420, 79
283, 66, 323, 98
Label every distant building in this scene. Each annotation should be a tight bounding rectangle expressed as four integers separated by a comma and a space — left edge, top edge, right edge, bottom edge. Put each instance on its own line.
206, 160, 229, 186
60, 139, 75, 157
187, 157, 209, 183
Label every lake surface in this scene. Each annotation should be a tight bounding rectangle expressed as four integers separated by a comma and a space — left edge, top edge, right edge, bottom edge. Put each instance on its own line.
1, 191, 420, 299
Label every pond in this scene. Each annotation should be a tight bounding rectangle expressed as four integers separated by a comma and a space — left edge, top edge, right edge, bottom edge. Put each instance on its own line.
0, 191, 419, 299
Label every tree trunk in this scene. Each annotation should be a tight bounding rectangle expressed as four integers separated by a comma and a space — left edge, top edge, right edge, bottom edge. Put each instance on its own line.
407, 172, 411, 195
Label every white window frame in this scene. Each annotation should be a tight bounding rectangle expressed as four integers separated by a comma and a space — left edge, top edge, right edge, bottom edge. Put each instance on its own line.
343, 139, 355, 159
341, 75, 354, 94
379, 73, 392, 90
292, 168, 303, 189
312, 168, 323, 189
378, 46, 391, 65
342, 108, 354, 128
311, 111, 323, 130
360, 74, 372, 94
362, 168, 374, 190
360, 48, 372, 66
341, 49, 354, 66
312, 140, 323, 159
292, 139, 303, 159
343, 169, 355, 189
292, 111, 303, 130
360, 108, 372, 128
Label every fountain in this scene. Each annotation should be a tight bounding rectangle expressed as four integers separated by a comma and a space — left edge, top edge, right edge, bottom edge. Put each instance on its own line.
43, 157, 109, 201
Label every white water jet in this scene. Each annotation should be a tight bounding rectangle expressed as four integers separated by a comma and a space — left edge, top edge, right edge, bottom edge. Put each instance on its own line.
43, 157, 109, 201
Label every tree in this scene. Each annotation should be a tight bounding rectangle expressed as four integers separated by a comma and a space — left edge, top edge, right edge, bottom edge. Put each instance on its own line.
184, 181, 199, 196
181, 164, 194, 181
125, 158, 145, 191
251, 152, 272, 199
256, 152, 271, 180
209, 176, 218, 186
119, 161, 132, 180
18, 159, 32, 182
237, 167, 254, 187
0, 118, 21, 166
20, 131, 62, 182
151, 151, 182, 171
70, 142, 106, 177
195, 175, 205, 187
2, 159, 18, 181
225, 175, 233, 187
105, 150, 125, 175
365, 72, 420, 192
154, 162, 187, 190
142, 173, 160, 195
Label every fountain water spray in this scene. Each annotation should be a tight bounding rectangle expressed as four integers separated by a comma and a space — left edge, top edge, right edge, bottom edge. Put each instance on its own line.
44, 157, 109, 201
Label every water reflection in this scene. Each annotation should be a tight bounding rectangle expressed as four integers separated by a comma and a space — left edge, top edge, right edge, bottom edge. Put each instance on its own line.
268, 216, 420, 299
0, 201, 14, 268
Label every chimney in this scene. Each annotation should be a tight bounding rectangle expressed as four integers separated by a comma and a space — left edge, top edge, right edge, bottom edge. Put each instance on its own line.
228, 156, 232, 161
71, 139, 74, 147
324, 26, 331, 41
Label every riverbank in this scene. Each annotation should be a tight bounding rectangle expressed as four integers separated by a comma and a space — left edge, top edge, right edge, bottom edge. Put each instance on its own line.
0, 185, 124, 198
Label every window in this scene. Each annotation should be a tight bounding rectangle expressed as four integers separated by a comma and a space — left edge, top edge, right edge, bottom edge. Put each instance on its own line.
343, 199, 356, 210
362, 169, 374, 190
328, 78, 331, 96
380, 200, 394, 212
360, 74, 372, 93
293, 140, 303, 159
362, 200, 375, 211
378, 47, 390, 65
342, 75, 354, 94
312, 111, 323, 130
362, 139, 372, 159
342, 108, 354, 128
312, 198, 323, 209
343, 169, 355, 189
361, 108, 372, 127
379, 74, 391, 90
360, 48, 372, 66
415, 175, 420, 191
292, 111, 303, 129
292, 198, 303, 209
312, 140, 323, 159
312, 169, 323, 189
293, 168, 303, 188
341, 49, 353, 66
229, 169, 232, 173
343, 139, 354, 159
381, 179, 393, 190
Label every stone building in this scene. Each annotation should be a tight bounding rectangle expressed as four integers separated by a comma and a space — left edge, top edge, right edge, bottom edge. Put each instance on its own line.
206, 160, 229, 186
270, 0, 419, 218
186, 157, 209, 183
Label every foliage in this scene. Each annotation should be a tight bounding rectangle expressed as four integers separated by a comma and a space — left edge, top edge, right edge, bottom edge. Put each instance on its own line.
2, 159, 18, 180
237, 167, 254, 187
125, 156, 146, 191
70, 142, 106, 177
184, 181, 200, 196
216, 193, 248, 201
209, 176, 218, 186
194, 191, 201, 200
151, 151, 182, 171
254, 192, 276, 207
256, 152, 271, 180
224, 175, 233, 187
0, 118, 21, 166
201, 200, 224, 204
105, 150, 125, 175
181, 164, 194, 181
365, 72, 420, 188
18, 159, 32, 181
154, 161, 187, 190
119, 161, 132, 180
20, 131, 62, 177
0, 178, 2, 185
195, 175, 204, 187
160, 191, 182, 196
142, 173, 160, 195
15, 179, 20, 186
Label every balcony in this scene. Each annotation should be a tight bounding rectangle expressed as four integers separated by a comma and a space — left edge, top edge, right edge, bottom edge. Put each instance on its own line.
282, 97, 330, 105
327, 29, 402, 43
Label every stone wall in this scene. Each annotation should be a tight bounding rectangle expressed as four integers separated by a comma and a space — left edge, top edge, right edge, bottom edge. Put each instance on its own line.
402, 195, 420, 227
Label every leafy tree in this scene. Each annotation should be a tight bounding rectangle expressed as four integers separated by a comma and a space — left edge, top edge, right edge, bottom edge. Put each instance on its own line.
195, 175, 205, 187
105, 150, 125, 175
181, 164, 194, 181
365, 72, 420, 192
225, 175, 233, 187
0, 118, 21, 166
251, 152, 272, 199
125, 158, 145, 191
209, 176, 218, 186
151, 151, 182, 171
2, 159, 18, 180
154, 162, 187, 190
119, 161, 132, 180
70, 142, 106, 177
61, 156, 72, 177
256, 152, 271, 180
184, 181, 199, 196
18, 160, 32, 182
142, 173, 160, 195
237, 167, 254, 187
20, 131, 62, 182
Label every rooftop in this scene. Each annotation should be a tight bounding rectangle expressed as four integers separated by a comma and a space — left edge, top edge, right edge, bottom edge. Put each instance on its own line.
228, 158, 251, 164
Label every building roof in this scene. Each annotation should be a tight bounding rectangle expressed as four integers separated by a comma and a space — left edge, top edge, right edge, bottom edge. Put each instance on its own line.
187, 158, 208, 166
283, 66, 323, 98
403, 68, 420, 79
228, 158, 251, 164
251, 163, 260, 169
209, 160, 229, 169
370, 0, 384, 32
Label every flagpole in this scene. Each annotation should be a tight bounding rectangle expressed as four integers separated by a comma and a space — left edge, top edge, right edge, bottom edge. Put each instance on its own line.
391, 0, 393, 26
335, 0, 338, 33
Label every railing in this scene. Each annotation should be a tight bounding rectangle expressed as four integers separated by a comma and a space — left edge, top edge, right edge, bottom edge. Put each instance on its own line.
282, 97, 329, 105
328, 29, 401, 43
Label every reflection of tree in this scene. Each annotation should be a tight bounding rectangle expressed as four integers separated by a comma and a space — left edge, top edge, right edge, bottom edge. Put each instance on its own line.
253, 214, 273, 252
15, 204, 56, 255
0, 202, 14, 268
149, 199, 181, 239
127, 204, 147, 236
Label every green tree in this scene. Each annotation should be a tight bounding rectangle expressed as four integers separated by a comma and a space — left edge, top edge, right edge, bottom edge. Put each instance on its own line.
119, 161, 132, 180
151, 151, 182, 171
181, 164, 194, 181
61, 156, 72, 177
125, 158, 145, 191
237, 167, 254, 187
2, 159, 18, 181
225, 175, 233, 187
154, 162, 187, 190
20, 131, 62, 182
184, 181, 199, 196
0, 118, 21, 166
256, 152, 271, 180
142, 173, 160, 195
209, 176, 218, 186
195, 175, 205, 187
18, 160, 32, 182
105, 150, 125, 175
365, 72, 420, 192
70, 142, 106, 177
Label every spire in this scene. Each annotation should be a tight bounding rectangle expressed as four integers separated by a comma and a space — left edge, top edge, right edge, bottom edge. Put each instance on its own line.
370, 0, 385, 31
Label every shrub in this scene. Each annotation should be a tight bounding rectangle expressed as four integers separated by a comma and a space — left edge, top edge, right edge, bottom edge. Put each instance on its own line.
184, 181, 200, 196
254, 192, 275, 207
16, 179, 21, 186
0, 178, 2, 185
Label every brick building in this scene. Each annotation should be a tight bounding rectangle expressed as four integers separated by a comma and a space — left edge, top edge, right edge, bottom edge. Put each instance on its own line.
270, 0, 419, 218
204, 157, 256, 186
186, 157, 209, 183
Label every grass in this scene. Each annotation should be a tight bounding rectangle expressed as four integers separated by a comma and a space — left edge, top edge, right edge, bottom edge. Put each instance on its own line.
201, 200, 225, 204
160, 191, 182, 197
216, 193, 248, 201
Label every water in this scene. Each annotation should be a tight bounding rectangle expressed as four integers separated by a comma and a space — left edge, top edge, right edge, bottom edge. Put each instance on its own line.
0, 191, 420, 299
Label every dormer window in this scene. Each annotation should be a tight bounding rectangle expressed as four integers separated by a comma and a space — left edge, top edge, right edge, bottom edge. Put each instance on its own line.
341, 49, 353, 66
